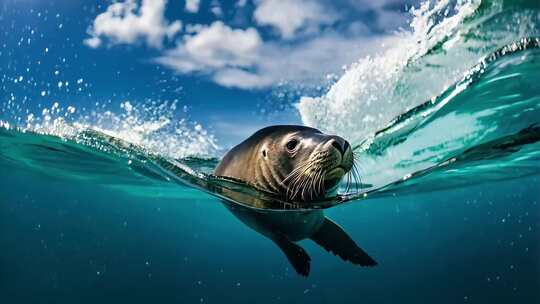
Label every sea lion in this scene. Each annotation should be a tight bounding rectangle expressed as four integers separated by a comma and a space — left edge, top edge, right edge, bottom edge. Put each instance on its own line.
214, 125, 377, 276
215, 125, 354, 202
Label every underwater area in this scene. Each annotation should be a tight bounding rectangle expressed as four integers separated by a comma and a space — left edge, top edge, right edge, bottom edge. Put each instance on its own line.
1, 0, 540, 303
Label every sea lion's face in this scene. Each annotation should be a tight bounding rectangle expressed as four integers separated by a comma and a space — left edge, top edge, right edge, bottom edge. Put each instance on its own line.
259, 128, 354, 201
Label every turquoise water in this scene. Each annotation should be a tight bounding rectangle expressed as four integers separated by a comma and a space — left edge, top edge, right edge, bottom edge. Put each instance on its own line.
1, 159, 538, 302
1, 0, 540, 302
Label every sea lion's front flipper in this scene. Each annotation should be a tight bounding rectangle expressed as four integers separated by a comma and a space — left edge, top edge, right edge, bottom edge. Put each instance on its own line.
310, 217, 377, 267
273, 237, 311, 277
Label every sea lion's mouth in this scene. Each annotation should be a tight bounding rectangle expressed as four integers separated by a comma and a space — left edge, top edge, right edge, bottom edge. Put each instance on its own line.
323, 166, 348, 190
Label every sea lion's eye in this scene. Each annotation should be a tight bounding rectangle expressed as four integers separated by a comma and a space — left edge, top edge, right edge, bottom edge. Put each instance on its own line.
286, 139, 299, 151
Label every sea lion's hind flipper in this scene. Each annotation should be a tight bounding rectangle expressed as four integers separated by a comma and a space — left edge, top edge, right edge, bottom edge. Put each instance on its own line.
310, 217, 377, 267
273, 237, 311, 277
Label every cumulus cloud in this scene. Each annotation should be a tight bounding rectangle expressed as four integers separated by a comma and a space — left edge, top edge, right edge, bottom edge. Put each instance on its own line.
213, 68, 272, 89
157, 23, 392, 89
84, 0, 181, 49
253, 0, 337, 39
155, 21, 261, 73
210, 0, 223, 17
84, 0, 414, 90
185, 0, 200, 13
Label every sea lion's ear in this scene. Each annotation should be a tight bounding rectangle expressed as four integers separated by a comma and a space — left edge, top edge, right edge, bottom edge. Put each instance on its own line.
260, 142, 269, 158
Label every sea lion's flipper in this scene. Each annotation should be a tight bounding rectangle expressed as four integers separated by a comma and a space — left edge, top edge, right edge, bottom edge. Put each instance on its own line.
273, 237, 311, 277
310, 217, 377, 267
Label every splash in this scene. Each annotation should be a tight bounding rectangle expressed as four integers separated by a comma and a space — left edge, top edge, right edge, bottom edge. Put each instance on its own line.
1, 99, 219, 159
298, 0, 540, 144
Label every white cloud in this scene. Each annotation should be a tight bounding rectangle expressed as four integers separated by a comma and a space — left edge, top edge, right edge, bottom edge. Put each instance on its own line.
256, 33, 382, 84
155, 21, 261, 72
185, 0, 201, 13
84, 36, 101, 48
210, 0, 223, 17
84, 0, 181, 49
236, 0, 248, 8
156, 22, 391, 90
218, 32, 393, 89
84, 0, 413, 90
253, 0, 336, 39
213, 68, 272, 89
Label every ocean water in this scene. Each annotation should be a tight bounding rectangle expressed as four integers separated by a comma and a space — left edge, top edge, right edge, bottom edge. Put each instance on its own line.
1, 0, 540, 303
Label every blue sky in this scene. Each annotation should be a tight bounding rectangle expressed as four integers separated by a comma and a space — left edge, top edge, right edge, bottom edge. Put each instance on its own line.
1, 0, 417, 147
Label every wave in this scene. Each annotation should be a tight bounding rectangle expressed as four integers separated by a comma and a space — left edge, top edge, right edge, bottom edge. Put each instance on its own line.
1, 1, 539, 211
1, 98, 219, 159
298, 0, 540, 144
352, 38, 540, 199
1, 38, 539, 211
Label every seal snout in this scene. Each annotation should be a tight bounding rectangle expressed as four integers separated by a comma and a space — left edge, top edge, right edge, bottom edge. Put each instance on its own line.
325, 136, 353, 171
329, 137, 350, 156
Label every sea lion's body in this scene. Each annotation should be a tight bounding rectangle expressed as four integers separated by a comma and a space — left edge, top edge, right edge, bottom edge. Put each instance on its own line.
215, 125, 376, 276
226, 204, 325, 242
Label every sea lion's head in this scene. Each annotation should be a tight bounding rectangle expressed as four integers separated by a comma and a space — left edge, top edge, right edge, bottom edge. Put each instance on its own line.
214, 125, 356, 202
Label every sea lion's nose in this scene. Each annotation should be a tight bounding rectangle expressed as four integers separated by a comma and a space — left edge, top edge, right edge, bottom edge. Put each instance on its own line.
329, 137, 350, 155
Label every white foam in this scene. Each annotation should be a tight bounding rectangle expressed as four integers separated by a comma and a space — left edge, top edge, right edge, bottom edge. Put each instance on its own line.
20, 100, 219, 159
298, 0, 520, 144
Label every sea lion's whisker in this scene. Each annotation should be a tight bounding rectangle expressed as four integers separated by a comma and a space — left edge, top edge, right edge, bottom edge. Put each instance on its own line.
286, 173, 301, 200
301, 167, 317, 201
351, 162, 362, 193
300, 173, 310, 201
314, 170, 321, 196
345, 170, 352, 193
307, 171, 316, 200
289, 166, 311, 201
350, 164, 358, 193
290, 171, 305, 198
310, 168, 322, 199
309, 169, 318, 199
312, 169, 323, 200
295, 160, 321, 201
284, 171, 302, 196
317, 170, 326, 196
280, 162, 309, 184
282, 161, 313, 200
